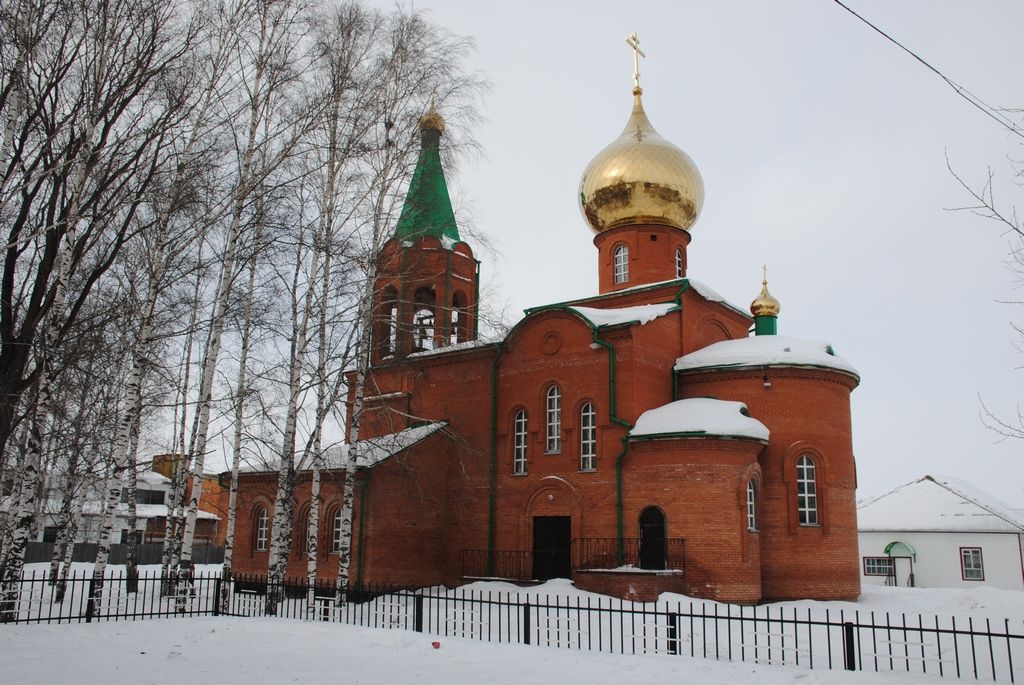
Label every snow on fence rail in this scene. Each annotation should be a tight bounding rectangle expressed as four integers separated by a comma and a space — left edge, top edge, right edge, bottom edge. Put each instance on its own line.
2, 571, 1021, 683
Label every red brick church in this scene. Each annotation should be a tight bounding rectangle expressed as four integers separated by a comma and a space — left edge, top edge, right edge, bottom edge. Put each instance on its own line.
224, 73, 861, 603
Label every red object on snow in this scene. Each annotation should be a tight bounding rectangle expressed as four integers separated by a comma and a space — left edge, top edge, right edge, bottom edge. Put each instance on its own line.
431, 641, 441, 649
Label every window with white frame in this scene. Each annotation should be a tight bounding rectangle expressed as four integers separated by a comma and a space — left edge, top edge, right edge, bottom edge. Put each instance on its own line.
796, 455, 818, 525
545, 386, 561, 453
961, 547, 984, 581
513, 410, 528, 474
675, 248, 683, 278
254, 507, 268, 551
613, 244, 629, 283
746, 479, 758, 531
580, 402, 596, 471
863, 557, 895, 576
331, 509, 343, 553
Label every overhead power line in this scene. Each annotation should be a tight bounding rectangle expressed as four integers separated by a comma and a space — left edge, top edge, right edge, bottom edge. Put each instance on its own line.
832, 0, 1023, 140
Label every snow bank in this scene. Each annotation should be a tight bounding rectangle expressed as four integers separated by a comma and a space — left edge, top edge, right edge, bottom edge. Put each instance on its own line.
630, 398, 769, 441
675, 334, 858, 376
569, 302, 677, 327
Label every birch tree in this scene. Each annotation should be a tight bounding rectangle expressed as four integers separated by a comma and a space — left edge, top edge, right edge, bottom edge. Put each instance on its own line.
177, 0, 319, 577
0, 0, 198, 608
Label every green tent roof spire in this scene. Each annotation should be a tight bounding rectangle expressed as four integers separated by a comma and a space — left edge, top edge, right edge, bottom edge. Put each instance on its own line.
394, 105, 460, 244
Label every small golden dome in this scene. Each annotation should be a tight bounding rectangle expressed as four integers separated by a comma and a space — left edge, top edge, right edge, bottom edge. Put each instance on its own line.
419, 101, 444, 134
750, 274, 781, 318
579, 87, 704, 234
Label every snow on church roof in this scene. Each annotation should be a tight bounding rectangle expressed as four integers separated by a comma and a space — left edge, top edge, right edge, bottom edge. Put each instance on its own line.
858, 475, 1024, 533
321, 421, 449, 470
568, 302, 677, 328
630, 398, 769, 442
674, 334, 858, 377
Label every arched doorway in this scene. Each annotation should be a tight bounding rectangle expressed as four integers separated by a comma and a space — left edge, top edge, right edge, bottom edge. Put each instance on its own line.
638, 507, 666, 570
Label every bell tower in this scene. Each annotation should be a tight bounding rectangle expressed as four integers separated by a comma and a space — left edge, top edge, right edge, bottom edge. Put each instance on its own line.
371, 105, 480, 365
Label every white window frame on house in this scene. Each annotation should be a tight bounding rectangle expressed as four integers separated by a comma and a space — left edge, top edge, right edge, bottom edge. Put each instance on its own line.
255, 507, 269, 551
960, 547, 984, 581
675, 248, 683, 278
580, 402, 596, 471
613, 244, 629, 283
513, 410, 528, 474
545, 386, 561, 453
746, 479, 758, 531
796, 455, 819, 525
863, 556, 895, 576
331, 509, 343, 553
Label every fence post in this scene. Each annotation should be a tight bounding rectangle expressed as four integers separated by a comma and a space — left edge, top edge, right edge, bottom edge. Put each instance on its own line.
842, 621, 857, 671
213, 578, 222, 616
414, 594, 424, 633
85, 578, 97, 623
523, 601, 531, 645
667, 611, 679, 655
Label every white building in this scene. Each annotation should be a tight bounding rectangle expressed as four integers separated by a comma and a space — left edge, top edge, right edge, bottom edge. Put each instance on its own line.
858, 475, 1024, 591
37, 469, 219, 545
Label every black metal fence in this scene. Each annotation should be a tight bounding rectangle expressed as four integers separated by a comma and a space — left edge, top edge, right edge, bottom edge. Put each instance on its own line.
3, 571, 1022, 683
1, 570, 220, 624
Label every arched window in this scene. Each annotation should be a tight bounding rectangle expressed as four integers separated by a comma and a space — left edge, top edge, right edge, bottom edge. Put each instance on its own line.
513, 410, 528, 474
675, 248, 683, 278
545, 386, 561, 453
253, 507, 268, 551
330, 508, 343, 553
613, 244, 629, 284
377, 286, 398, 358
450, 291, 468, 345
580, 402, 596, 471
746, 479, 758, 531
796, 456, 818, 525
413, 287, 436, 351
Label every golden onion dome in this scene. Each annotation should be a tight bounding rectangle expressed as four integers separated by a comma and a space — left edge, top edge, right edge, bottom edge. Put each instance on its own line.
419, 101, 445, 134
579, 86, 704, 234
750, 275, 781, 318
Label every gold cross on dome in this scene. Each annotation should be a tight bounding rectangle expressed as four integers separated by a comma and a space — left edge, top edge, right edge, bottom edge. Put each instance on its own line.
762, 264, 768, 284
626, 32, 645, 90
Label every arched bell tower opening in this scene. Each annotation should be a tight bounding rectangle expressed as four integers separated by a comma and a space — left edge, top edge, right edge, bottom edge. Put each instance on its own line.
412, 286, 437, 352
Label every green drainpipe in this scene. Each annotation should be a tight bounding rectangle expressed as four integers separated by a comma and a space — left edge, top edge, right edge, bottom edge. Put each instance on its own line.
486, 345, 504, 575
671, 282, 689, 402
355, 470, 372, 589
588, 327, 632, 565
598, 281, 690, 564
473, 259, 481, 339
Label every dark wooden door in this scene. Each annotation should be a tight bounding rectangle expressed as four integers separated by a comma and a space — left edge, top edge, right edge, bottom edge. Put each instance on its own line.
532, 516, 571, 580
639, 507, 666, 570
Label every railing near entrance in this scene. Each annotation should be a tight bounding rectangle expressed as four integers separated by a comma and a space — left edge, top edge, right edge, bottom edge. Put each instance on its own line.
460, 538, 686, 580
574, 538, 685, 572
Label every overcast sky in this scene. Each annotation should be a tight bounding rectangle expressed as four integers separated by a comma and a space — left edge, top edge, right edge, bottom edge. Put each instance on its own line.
362, 1, 1023, 505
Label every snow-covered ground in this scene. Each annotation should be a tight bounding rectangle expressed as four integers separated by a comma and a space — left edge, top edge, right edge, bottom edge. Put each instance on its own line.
4, 567, 1022, 684
0, 615, 941, 685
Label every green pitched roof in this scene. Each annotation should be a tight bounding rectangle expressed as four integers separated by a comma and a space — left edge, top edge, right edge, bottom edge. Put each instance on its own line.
394, 127, 460, 244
